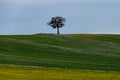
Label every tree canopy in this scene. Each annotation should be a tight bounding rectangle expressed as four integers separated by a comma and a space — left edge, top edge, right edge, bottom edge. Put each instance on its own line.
47, 16, 66, 34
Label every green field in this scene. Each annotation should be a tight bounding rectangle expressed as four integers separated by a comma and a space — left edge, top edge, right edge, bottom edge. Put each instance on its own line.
0, 65, 120, 80
0, 34, 120, 79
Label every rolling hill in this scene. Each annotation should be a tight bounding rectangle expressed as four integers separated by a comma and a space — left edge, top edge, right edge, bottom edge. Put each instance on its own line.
0, 34, 120, 71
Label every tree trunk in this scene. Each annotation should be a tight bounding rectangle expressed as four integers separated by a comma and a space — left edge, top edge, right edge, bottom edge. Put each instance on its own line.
57, 27, 60, 34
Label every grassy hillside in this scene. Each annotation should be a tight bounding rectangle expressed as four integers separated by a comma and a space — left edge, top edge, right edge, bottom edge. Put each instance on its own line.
0, 34, 120, 71
70, 34, 120, 44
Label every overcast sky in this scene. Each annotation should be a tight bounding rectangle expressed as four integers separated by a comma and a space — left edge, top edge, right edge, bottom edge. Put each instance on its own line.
0, 0, 120, 34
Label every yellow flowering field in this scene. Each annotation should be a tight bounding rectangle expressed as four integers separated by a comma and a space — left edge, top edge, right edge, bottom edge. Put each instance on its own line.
0, 65, 120, 80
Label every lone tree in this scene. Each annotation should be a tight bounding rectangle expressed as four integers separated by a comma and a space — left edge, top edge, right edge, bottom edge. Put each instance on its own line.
47, 16, 66, 34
